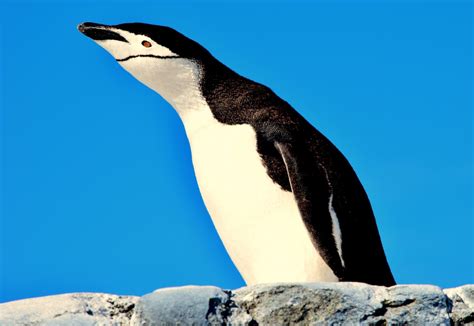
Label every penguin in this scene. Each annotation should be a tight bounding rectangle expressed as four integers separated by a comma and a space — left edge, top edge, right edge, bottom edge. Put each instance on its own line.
78, 22, 396, 287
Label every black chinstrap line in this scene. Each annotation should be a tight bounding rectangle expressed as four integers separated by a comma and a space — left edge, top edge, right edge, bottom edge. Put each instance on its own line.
116, 54, 181, 62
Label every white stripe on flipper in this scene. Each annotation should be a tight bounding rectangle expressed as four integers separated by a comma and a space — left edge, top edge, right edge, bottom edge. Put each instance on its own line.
329, 193, 345, 267
275, 143, 295, 193
318, 163, 345, 268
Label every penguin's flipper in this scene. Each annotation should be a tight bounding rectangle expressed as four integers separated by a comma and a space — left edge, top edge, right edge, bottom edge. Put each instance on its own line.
275, 141, 345, 279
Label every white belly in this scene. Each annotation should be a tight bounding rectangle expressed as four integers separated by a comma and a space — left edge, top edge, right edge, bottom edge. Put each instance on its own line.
121, 53, 338, 284
181, 108, 337, 285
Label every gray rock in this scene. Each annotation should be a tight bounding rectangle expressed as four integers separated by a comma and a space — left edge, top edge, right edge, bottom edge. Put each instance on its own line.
445, 284, 474, 325
1, 283, 472, 325
0, 292, 139, 326
229, 283, 451, 325
130, 285, 230, 325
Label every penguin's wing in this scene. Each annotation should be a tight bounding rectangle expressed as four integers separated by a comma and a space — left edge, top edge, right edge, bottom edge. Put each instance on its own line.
275, 141, 345, 279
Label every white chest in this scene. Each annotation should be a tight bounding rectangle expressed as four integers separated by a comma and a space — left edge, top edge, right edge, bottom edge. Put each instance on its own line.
124, 56, 338, 284
181, 107, 338, 285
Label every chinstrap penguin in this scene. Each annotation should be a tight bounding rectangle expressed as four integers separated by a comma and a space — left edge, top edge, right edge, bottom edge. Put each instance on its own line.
78, 22, 396, 286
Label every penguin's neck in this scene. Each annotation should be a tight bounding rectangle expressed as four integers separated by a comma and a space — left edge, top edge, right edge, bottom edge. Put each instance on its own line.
167, 65, 216, 137
121, 57, 217, 136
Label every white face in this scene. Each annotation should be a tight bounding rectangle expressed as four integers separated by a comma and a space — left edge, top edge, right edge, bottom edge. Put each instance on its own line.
82, 24, 203, 113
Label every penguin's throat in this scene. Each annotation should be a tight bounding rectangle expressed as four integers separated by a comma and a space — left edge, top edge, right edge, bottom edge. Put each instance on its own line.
120, 57, 206, 115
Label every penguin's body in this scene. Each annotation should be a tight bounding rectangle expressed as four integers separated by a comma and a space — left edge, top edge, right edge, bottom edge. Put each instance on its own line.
186, 111, 337, 284
79, 22, 396, 286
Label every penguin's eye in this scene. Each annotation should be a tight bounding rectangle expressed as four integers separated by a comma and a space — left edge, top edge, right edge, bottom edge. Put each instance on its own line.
141, 40, 152, 48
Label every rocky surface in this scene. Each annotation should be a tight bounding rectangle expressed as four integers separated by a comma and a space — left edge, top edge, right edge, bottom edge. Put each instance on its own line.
0, 292, 139, 325
445, 285, 474, 325
1, 283, 472, 325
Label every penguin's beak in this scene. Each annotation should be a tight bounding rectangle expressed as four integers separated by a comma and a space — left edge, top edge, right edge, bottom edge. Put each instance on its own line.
78, 22, 128, 43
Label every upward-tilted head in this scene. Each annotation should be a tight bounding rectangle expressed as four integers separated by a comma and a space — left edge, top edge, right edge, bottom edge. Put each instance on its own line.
78, 22, 214, 110
78, 22, 212, 61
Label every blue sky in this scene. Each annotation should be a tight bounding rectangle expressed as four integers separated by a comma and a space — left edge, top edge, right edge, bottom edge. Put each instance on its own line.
0, 1, 472, 303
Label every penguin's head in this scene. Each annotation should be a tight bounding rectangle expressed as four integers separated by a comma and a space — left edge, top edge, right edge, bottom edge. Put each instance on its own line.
78, 22, 213, 108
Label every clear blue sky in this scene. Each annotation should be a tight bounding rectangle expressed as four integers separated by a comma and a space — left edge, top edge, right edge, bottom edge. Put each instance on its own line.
0, 0, 472, 303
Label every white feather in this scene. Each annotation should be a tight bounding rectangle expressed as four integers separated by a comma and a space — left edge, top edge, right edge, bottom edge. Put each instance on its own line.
187, 114, 338, 284
329, 193, 345, 267
112, 53, 339, 284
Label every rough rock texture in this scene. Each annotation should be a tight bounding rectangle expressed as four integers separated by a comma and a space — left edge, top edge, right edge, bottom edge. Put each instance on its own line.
445, 285, 474, 325
0, 292, 139, 325
230, 283, 452, 325
1, 283, 472, 325
130, 286, 230, 325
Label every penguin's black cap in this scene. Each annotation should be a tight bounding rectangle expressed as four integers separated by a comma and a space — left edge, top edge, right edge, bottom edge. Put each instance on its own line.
78, 22, 213, 61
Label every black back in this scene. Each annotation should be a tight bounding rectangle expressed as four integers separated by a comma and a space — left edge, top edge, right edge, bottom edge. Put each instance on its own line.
200, 47, 395, 286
